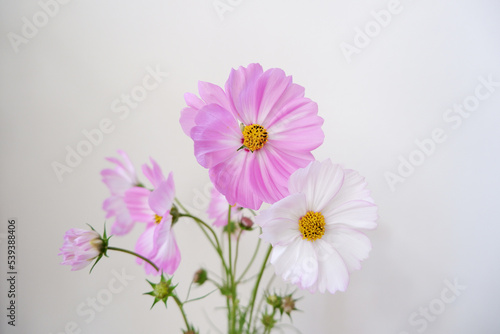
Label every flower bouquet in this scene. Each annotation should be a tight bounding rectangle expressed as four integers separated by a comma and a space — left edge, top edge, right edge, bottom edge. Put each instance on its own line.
59, 63, 378, 334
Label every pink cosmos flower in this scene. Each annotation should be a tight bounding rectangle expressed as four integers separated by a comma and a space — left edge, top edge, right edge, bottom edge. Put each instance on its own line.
255, 159, 377, 294
101, 150, 139, 235
124, 158, 180, 275
180, 63, 324, 210
59, 228, 103, 271
207, 186, 243, 227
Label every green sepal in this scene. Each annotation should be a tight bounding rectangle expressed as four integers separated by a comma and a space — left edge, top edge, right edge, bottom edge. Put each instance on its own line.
86, 223, 112, 274
170, 204, 180, 225
144, 273, 176, 309
88, 253, 103, 274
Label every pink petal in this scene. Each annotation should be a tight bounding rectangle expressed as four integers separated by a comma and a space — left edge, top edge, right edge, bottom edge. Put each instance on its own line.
185, 91, 205, 109
148, 173, 175, 216
180, 83, 232, 137
207, 187, 243, 227
198, 81, 231, 110
260, 83, 305, 128
153, 229, 181, 275
101, 169, 132, 196
101, 150, 137, 195
135, 223, 158, 275
267, 99, 324, 152
191, 104, 242, 168
180, 92, 206, 136
248, 149, 290, 204
142, 158, 165, 188
152, 215, 172, 252
251, 68, 291, 125
251, 144, 315, 204
180, 106, 199, 137
225, 63, 264, 124
103, 195, 135, 235
124, 187, 154, 223
116, 150, 135, 177
209, 153, 263, 210
59, 229, 101, 271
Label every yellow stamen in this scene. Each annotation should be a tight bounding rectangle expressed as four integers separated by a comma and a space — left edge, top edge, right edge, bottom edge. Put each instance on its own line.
298, 211, 326, 241
154, 214, 163, 224
242, 124, 268, 152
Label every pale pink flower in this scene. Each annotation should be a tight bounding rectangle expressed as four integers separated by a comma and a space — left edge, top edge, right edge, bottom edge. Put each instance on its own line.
180, 63, 324, 210
101, 150, 139, 235
124, 158, 180, 275
255, 159, 377, 294
59, 229, 103, 271
207, 186, 243, 227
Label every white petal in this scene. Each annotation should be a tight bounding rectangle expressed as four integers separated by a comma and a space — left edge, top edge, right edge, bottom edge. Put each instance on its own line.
313, 239, 350, 293
270, 238, 318, 290
288, 160, 345, 212
256, 193, 306, 246
324, 227, 372, 273
330, 169, 374, 206
323, 200, 378, 230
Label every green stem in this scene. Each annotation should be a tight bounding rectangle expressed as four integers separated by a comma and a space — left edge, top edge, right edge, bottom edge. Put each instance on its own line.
227, 207, 233, 283
107, 247, 159, 272
233, 228, 244, 277
247, 245, 272, 334
184, 288, 218, 304
108, 247, 193, 331
253, 273, 277, 330
179, 213, 229, 275
227, 206, 237, 334
236, 237, 261, 284
173, 294, 191, 332
174, 197, 190, 214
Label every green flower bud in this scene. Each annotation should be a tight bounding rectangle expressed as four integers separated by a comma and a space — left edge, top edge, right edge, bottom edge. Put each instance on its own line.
266, 294, 281, 309
154, 281, 170, 299
239, 217, 254, 230
144, 274, 176, 309
193, 269, 207, 285
281, 294, 298, 316
261, 312, 276, 329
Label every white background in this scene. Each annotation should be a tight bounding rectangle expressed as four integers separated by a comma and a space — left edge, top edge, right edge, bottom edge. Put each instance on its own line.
1, 0, 500, 333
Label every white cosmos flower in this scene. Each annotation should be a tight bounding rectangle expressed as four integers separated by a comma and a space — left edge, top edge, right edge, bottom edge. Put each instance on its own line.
255, 159, 377, 294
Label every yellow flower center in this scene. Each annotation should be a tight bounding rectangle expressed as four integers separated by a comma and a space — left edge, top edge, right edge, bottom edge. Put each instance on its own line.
154, 214, 163, 224
298, 211, 326, 241
242, 124, 268, 152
